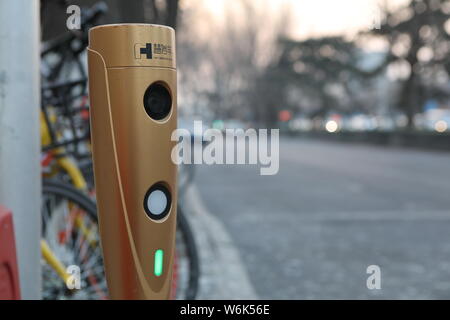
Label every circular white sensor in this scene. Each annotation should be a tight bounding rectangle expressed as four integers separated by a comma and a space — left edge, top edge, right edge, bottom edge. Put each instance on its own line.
146, 189, 168, 216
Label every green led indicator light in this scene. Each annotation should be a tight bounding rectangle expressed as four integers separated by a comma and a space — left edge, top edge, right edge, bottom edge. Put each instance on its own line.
154, 249, 164, 277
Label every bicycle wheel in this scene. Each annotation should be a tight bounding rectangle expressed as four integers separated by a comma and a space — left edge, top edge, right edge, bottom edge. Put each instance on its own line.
173, 205, 200, 300
42, 179, 107, 299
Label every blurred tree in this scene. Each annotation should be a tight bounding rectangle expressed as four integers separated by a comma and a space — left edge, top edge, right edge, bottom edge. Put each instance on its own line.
111, 0, 180, 28
262, 37, 374, 120
143, 0, 179, 29
258, 34, 396, 127
177, 0, 291, 127
366, 0, 450, 128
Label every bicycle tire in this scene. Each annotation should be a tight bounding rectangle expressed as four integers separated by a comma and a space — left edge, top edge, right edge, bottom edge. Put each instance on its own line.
176, 205, 200, 299
43, 179, 97, 219
42, 179, 107, 300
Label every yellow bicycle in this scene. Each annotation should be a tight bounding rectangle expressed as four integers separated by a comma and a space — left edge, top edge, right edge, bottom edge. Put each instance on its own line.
41, 109, 107, 299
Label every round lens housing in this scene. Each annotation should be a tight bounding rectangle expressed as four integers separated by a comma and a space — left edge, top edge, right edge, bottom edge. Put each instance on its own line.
143, 83, 172, 121
143, 182, 172, 221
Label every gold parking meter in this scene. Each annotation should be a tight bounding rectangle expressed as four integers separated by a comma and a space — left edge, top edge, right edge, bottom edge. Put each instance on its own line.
87, 24, 177, 299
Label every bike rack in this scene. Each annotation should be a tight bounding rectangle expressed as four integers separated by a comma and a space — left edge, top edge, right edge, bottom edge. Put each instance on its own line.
88, 24, 177, 299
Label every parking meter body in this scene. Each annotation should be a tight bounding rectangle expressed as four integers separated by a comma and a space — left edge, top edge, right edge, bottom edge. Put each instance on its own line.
88, 24, 177, 299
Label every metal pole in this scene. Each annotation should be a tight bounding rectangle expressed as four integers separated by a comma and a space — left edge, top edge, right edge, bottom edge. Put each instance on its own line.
0, 0, 41, 299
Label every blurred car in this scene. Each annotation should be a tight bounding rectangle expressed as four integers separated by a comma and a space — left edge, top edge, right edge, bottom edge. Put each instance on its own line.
288, 117, 313, 132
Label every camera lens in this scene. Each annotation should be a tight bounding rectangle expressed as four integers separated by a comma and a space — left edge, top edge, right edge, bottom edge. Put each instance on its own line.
143, 83, 172, 121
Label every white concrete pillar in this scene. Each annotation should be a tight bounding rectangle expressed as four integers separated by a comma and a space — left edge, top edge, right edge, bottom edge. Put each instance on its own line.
0, 0, 41, 299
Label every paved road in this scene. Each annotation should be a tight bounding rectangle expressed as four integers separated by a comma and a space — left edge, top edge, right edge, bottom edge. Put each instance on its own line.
192, 137, 450, 299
